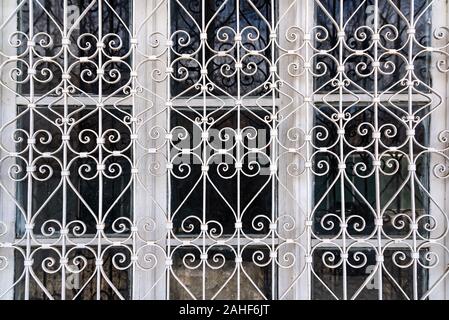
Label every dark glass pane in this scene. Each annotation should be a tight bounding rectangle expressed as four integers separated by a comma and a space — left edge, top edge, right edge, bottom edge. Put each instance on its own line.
312, 103, 430, 237
14, 247, 131, 300
312, 248, 428, 299
170, 0, 272, 97
18, 0, 132, 95
170, 109, 272, 236
314, 0, 431, 92
170, 246, 272, 299
15, 105, 132, 237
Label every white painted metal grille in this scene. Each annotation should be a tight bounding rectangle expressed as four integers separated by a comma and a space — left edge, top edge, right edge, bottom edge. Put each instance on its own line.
0, 0, 448, 300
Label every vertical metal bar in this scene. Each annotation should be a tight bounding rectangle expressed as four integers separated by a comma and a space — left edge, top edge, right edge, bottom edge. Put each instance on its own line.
236, 0, 242, 301
24, 0, 35, 300
305, 0, 312, 301
96, 0, 104, 300
165, 0, 172, 301
61, 0, 68, 300
200, 0, 207, 301
337, 0, 347, 300
407, 0, 418, 300
372, 0, 384, 301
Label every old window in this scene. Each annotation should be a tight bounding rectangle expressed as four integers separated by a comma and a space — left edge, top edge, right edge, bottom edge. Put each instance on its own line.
168, 0, 276, 299
0, 0, 449, 300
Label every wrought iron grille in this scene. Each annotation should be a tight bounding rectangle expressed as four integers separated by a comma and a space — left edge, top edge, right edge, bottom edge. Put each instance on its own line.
0, 0, 448, 300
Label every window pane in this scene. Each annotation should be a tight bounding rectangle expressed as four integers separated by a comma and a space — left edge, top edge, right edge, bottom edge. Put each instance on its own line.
170, 0, 273, 97
312, 248, 428, 299
15, 105, 132, 236
18, 0, 132, 95
314, 0, 432, 92
14, 246, 131, 299
170, 108, 272, 236
313, 104, 430, 237
170, 246, 272, 299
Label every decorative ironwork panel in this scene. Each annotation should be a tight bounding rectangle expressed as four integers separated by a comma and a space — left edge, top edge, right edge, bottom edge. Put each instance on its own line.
0, 0, 448, 300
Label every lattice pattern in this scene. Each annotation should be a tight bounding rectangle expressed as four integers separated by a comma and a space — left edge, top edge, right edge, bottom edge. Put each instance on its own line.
0, 0, 449, 300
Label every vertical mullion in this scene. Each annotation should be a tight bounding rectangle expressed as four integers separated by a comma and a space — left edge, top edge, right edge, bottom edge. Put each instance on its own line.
426, 0, 449, 300
0, 0, 18, 300
269, 0, 276, 300
131, 0, 137, 300
445, 0, 449, 300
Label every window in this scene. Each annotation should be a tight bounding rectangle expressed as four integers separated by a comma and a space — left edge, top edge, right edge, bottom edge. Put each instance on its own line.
1, 0, 133, 300
310, 0, 436, 300
0, 0, 448, 300
168, 0, 276, 299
